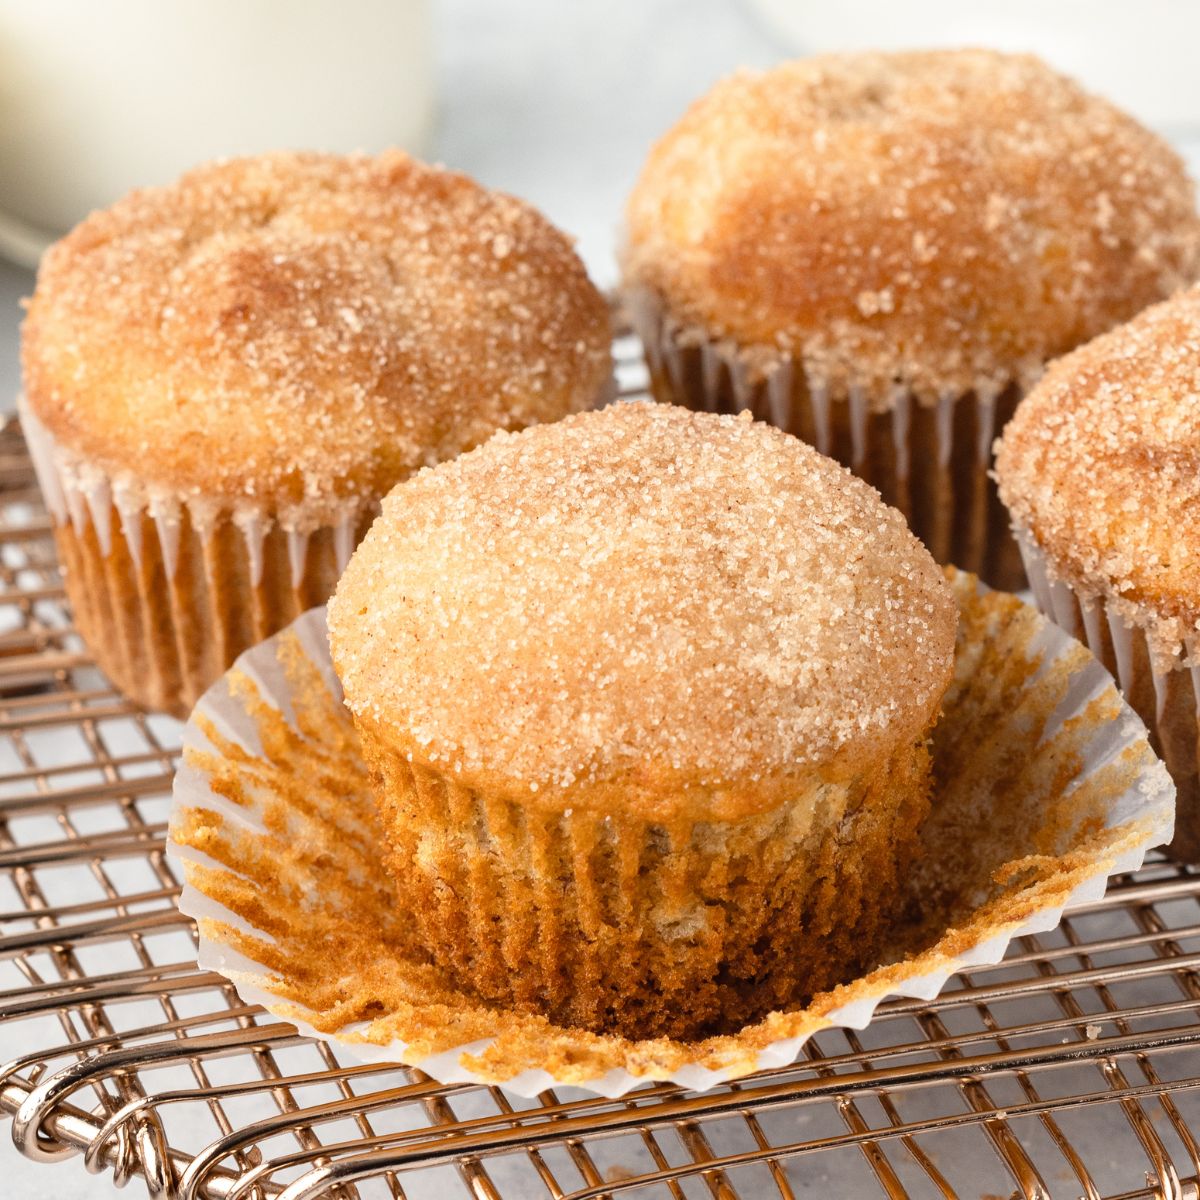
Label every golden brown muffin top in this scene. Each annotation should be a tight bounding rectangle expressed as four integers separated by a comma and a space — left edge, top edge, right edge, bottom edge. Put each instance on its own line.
22, 150, 612, 528
996, 287, 1200, 667
623, 49, 1200, 408
328, 402, 957, 817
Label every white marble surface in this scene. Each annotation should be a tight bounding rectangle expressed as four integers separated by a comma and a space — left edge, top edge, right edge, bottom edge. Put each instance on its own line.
2, 1, 1199, 1196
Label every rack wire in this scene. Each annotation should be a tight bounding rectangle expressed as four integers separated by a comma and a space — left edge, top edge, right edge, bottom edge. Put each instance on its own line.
1, 335, 1200, 1200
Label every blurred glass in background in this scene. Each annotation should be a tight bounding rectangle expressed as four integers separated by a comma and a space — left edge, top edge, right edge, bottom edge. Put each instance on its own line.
0, 0, 434, 266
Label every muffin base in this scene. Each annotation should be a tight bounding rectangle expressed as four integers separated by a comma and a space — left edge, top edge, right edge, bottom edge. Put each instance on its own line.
1018, 533, 1199, 861
628, 290, 1025, 591
357, 722, 933, 1041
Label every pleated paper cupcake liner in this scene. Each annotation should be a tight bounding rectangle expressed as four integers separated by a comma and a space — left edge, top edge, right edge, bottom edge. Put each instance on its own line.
167, 568, 1173, 1098
625, 288, 1026, 591
1017, 530, 1199, 861
20, 398, 373, 717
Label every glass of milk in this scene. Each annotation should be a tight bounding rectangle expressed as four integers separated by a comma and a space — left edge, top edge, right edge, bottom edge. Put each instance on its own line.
0, 0, 435, 266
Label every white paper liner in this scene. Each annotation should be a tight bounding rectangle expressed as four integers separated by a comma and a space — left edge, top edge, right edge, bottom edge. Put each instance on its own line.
167, 576, 1173, 1098
18, 397, 364, 588
1017, 530, 1199, 858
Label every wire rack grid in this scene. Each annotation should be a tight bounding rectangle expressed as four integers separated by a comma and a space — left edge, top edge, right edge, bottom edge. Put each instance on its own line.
1, 335, 1200, 1200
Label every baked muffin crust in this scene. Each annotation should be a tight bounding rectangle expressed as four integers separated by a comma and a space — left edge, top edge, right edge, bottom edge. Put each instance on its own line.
23, 149, 612, 528
328, 402, 957, 818
996, 287, 1200, 665
624, 50, 1200, 406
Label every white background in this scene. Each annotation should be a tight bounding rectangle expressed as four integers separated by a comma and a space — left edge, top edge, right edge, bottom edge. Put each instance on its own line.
1, 0, 1199, 1196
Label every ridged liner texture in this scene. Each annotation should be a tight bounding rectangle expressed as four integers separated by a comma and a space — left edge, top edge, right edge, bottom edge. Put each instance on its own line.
359, 726, 932, 1040
167, 570, 1174, 1097
21, 399, 373, 718
626, 288, 1026, 591
1018, 531, 1200, 862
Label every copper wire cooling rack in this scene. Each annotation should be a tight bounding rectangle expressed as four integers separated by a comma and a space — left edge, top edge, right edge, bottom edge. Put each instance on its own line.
2, 337, 1200, 1200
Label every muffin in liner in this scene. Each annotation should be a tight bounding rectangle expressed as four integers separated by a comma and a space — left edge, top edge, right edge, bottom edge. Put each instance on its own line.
993, 287, 1200, 864
167, 569, 1173, 1098
20, 150, 615, 719
626, 288, 1025, 589
1017, 532, 1198, 861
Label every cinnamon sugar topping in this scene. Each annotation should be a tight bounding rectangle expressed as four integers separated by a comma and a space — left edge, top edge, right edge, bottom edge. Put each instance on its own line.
624, 50, 1200, 407
22, 150, 612, 527
327, 403, 957, 805
996, 286, 1200, 667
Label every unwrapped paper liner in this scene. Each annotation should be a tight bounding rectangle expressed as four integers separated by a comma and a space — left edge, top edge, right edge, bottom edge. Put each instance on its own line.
168, 570, 1173, 1098
1017, 531, 1199, 862
625, 287, 1027, 590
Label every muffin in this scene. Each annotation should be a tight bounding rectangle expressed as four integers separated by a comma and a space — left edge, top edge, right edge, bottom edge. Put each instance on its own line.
996, 288, 1200, 860
622, 49, 1200, 590
21, 150, 612, 717
327, 402, 957, 1040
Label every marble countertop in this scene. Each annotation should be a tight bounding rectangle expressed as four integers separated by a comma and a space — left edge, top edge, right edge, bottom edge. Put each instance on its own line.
2, 1, 1198, 1196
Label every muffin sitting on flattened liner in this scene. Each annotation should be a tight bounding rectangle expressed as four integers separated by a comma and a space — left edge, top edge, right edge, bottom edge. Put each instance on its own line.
995, 287, 1200, 860
328, 402, 958, 1040
623, 49, 1200, 590
21, 149, 612, 717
